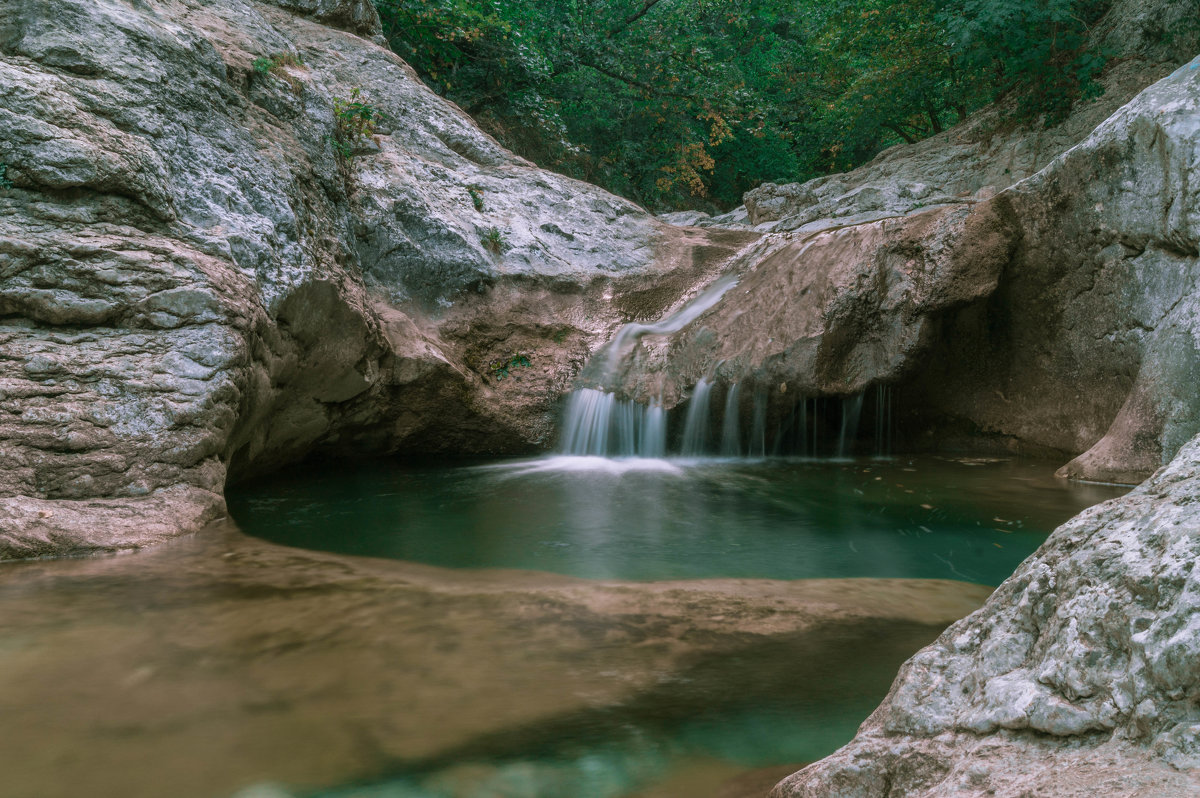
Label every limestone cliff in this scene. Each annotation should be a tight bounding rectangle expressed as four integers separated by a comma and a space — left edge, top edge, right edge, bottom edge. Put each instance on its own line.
621, 52, 1200, 486
0, 0, 752, 557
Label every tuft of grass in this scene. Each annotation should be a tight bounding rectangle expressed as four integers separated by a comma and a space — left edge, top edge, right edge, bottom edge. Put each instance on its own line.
481, 226, 505, 253
467, 185, 485, 211
253, 52, 305, 92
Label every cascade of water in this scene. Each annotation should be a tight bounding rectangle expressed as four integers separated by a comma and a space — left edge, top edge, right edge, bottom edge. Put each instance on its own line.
800, 397, 809, 457
589, 275, 740, 382
561, 389, 669, 457
875, 384, 894, 458
720, 383, 741, 457
812, 398, 820, 457
680, 378, 713, 456
561, 389, 614, 455
750, 392, 767, 458
640, 401, 666, 457
836, 393, 865, 458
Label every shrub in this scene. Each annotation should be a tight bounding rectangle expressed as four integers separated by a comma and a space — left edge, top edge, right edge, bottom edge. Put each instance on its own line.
467, 184, 485, 211
331, 88, 383, 159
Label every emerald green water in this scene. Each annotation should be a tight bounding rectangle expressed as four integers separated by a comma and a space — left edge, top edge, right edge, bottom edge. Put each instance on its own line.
229, 455, 1127, 587
221, 454, 1128, 798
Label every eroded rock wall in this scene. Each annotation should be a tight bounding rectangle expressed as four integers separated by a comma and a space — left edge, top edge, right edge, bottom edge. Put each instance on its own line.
773, 429, 1200, 798
616, 55, 1200, 485
0, 0, 755, 557
902, 57, 1200, 483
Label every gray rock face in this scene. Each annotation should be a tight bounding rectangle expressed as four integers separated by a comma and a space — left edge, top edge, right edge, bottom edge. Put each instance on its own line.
773, 430, 1200, 798
604, 55, 1200, 485
607, 200, 1018, 408
906, 56, 1200, 483
0, 0, 753, 558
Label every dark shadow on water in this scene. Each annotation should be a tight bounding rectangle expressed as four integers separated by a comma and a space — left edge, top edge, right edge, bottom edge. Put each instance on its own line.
312, 618, 944, 798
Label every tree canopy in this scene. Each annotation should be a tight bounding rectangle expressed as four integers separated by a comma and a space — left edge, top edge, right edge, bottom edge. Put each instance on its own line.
374, 0, 1112, 211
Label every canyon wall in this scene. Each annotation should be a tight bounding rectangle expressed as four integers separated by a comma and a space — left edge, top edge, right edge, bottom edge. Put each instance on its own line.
618, 55, 1200, 486
0, 0, 753, 557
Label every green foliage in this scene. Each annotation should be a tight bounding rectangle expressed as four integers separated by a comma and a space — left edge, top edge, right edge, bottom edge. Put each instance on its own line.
331, 88, 382, 159
467, 184, 485, 211
375, 0, 1115, 209
253, 52, 306, 91
0, 163, 11, 190
942, 0, 1112, 125
480, 226, 505, 253
490, 353, 532, 381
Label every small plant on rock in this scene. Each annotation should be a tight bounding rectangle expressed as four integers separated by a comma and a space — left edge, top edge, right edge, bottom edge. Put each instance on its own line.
334, 88, 380, 140
0, 163, 11, 190
253, 52, 305, 92
467, 185, 485, 211
328, 88, 383, 161
481, 226, 505, 253
490, 354, 531, 381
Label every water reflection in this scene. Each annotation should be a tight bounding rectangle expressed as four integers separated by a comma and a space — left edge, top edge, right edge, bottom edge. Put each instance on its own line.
229, 456, 1129, 586
0, 527, 993, 798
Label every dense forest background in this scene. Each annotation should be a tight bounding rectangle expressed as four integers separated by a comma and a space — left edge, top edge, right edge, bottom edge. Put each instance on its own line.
374, 0, 1115, 211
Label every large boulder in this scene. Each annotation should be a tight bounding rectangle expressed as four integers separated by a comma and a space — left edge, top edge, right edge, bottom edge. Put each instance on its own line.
608, 55, 1200, 485
773, 429, 1200, 798
0, 0, 754, 557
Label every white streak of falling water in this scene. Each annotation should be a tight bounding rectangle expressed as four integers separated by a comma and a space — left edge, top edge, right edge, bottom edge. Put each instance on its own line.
800, 397, 808, 457
837, 393, 865, 458
594, 275, 740, 381
875, 384, 894, 457
720, 383, 741, 457
561, 388, 667, 458
750, 392, 767, 458
561, 389, 615, 455
680, 378, 713, 456
640, 402, 667, 458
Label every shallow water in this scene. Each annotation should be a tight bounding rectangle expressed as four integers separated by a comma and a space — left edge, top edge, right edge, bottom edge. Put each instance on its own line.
229, 455, 1128, 586
0, 457, 1128, 798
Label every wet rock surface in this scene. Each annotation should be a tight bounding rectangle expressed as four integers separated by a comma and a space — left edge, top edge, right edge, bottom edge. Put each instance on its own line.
0, 0, 754, 557
609, 200, 1018, 406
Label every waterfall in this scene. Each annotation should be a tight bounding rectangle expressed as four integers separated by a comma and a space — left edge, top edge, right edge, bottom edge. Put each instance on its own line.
680, 378, 713, 456
750, 392, 767, 458
640, 402, 667, 457
875, 384, 893, 457
720, 383, 741, 457
561, 389, 666, 457
559, 385, 892, 460
812, 398, 820, 457
799, 397, 809, 457
836, 393, 864, 458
